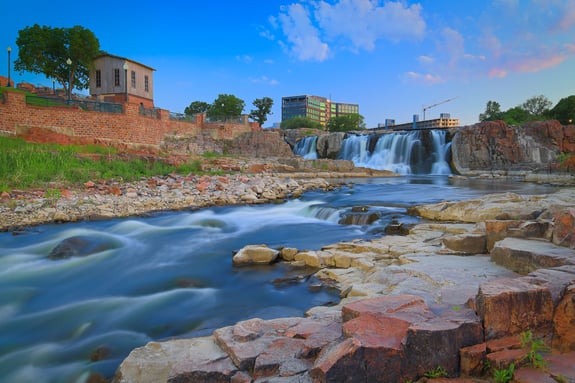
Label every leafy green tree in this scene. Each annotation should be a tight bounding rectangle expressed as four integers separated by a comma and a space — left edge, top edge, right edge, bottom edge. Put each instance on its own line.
280, 116, 323, 130
207, 94, 245, 121
521, 95, 552, 118
14, 24, 100, 98
502, 106, 531, 126
249, 97, 274, 128
326, 114, 365, 132
479, 101, 503, 121
550, 95, 575, 125
184, 101, 211, 116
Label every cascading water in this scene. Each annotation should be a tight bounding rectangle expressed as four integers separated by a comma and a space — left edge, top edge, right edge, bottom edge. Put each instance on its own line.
430, 130, 452, 175
293, 136, 318, 159
295, 130, 452, 175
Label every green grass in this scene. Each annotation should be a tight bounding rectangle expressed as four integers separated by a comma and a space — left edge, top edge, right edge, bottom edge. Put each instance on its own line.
0, 136, 206, 192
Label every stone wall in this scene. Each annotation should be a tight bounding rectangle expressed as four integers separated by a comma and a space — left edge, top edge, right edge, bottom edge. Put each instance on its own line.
0, 90, 256, 150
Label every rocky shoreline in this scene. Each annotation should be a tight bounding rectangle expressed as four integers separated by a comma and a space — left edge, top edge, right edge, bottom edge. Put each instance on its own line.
0, 169, 394, 233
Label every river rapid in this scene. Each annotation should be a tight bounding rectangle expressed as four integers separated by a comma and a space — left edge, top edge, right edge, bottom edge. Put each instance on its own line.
0, 176, 559, 382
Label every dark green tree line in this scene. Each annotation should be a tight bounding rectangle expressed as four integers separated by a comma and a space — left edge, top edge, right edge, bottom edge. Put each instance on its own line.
479, 94, 574, 125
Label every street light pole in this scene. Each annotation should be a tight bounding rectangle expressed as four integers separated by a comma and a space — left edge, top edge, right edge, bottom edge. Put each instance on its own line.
123, 61, 129, 103
66, 58, 72, 102
7, 46, 11, 87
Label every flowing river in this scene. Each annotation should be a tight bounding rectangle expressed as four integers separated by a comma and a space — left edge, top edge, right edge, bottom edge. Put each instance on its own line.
0, 176, 558, 382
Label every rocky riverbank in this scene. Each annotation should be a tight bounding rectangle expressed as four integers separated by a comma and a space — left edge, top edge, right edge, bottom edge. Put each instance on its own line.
112, 186, 575, 383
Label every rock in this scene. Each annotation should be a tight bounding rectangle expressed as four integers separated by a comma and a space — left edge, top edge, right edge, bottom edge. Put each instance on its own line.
316, 133, 345, 159
490, 237, 575, 275
442, 233, 487, 254
232, 245, 279, 266
47, 235, 120, 259
113, 337, 226, 383
475, 277, 554, 340
553, 207, 575, 249
552, 283, 575, 352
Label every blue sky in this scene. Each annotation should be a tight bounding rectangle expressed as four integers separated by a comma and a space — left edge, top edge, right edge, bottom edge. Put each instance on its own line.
2, 0, 574, 128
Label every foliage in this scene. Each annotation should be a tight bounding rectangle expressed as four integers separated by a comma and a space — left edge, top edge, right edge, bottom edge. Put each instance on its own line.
520, 330, 549, 369
549, 95, 575, 125
14, 24, 100, 97
184, 101, 211, 116
479, 94, 567, 125
423, 365, 447, 378
521, 95, 552, 116
0, 136, 205, 192
249, 97, 274, 128
207, 94, 245, 121
479, 100, 503, 122
326, 113, 365, 132
280, 116, 323, 130
493, 362, 515, 383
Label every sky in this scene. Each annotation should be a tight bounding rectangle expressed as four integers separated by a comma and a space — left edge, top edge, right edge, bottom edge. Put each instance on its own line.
2, 0, 574, 128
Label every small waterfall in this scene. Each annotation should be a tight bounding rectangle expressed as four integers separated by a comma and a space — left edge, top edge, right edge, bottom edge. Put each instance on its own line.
337, 135, 370, 164
294, 136, 318, 159
335, 130, 452, 175
430, 130, 452, 175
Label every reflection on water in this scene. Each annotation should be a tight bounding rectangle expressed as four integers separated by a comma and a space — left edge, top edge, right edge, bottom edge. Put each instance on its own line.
0, 176, 558, 382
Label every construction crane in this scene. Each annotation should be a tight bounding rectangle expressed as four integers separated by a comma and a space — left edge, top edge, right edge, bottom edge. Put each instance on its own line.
422, 97, 458, 120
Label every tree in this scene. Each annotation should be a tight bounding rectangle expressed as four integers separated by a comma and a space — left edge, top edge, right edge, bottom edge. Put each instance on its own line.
249, 97, 274, 128
207, 94, 245, 121
521, 95, 552, 118
326, 114, 365, 132
280, 116, 323, 130
14, 24, 100, 98
479, 101, 503, 121
550, 95, 575, 125
502, 106, 530, 126
184, 101, 211, 116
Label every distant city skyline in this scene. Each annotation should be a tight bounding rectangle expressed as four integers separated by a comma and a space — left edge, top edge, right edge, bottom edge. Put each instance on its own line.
2, 0, 574, 128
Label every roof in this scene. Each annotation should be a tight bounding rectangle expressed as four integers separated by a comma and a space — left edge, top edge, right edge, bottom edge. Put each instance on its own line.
95, 53, 156, 71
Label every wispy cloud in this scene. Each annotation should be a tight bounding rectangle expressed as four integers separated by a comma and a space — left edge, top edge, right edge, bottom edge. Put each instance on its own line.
235, 55, 254, 64
249, 75, 280, 86
272, 0, 426, 61
404, 71, 444, 85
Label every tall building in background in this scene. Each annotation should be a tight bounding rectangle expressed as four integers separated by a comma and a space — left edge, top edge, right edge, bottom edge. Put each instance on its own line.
281, 95, 359, 126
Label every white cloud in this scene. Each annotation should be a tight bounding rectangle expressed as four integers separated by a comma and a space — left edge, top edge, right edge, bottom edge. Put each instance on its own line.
418, 55, 434, 64
235, 55, 253, 64
272, 0, 426, 61
404, 71, 443, 85
277, 3, 330, 61
315, 0, 426, 51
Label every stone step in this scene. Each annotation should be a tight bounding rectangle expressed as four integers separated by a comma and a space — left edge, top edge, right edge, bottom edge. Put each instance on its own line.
491, 237, 575, 274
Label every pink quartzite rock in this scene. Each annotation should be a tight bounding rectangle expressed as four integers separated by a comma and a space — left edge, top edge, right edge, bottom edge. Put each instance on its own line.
552, 283, 575, 353
553, 208, 575, 249
476, 277, 554, 340
312, 295, 483, 382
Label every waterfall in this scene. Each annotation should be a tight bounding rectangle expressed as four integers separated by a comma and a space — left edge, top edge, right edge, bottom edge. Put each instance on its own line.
294, 136, 318, 159
337, 134, 371, 164
430, 130, 452, 175
337, 130, 452, 175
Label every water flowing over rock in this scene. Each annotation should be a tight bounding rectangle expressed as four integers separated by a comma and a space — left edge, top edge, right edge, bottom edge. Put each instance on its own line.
113, 187, 575, 383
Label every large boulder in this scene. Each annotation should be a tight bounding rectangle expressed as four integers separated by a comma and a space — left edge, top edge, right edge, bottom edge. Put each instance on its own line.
316, 132, 346, 159
232, 244, 280, 266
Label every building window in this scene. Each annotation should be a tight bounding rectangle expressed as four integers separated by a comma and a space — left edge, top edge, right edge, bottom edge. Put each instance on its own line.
131, 70, 136, 88
144, 75, 149, 92
95, 70, 101, 88
114, 69, 120, 86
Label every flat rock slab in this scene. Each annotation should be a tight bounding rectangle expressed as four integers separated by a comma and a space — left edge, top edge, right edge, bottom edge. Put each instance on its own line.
491, 237, 575, 274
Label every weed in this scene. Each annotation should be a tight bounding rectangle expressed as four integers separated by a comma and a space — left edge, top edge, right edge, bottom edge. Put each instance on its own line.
521, 330, 549, 370
423, 365, 448, 378
45, 188, 62, 207
493, 362, 514, 383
